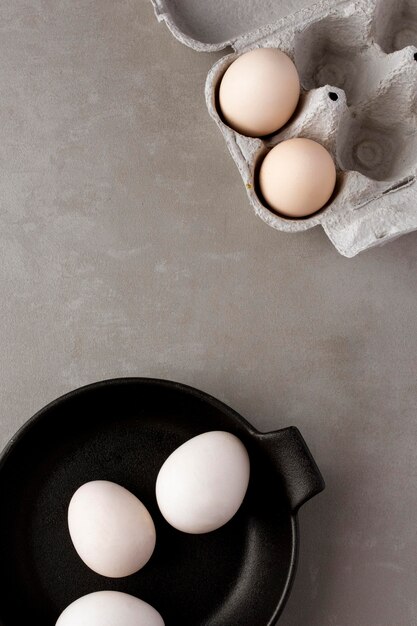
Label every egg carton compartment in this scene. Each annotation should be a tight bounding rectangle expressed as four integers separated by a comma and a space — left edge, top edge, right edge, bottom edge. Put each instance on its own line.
373, 0, 417, 53
151, 0, 417, 256
337, 47, 417, 181
293, 7, 374, 105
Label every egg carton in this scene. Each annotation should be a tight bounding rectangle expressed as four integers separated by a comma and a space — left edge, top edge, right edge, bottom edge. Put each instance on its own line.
151, 0, 417, 257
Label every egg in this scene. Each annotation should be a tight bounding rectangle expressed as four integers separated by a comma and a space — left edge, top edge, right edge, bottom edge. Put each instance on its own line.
156, 431, 250, 534
55, 591, 164, 626
68, 481, 156, 578
219, 48, 300, 137
259, 138, 337, 217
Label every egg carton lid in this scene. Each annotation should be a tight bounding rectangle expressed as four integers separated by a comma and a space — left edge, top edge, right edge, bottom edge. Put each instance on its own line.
150, 0, 343, 52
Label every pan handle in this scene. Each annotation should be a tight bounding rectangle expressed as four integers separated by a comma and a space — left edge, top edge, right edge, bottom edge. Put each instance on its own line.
258, 426, 325, 512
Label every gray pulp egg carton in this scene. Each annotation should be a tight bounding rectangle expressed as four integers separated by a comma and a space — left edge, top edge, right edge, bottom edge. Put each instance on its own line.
151, 0, 417, 257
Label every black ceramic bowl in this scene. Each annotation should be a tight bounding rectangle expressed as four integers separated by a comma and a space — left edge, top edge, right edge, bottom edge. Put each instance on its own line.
0, 378, 324, 625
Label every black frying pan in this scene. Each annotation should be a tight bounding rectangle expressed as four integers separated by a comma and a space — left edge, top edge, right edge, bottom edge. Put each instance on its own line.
0, 378, 325, 625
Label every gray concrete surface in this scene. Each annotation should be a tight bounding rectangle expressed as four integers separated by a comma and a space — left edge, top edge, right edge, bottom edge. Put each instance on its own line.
0, 2, 416, 625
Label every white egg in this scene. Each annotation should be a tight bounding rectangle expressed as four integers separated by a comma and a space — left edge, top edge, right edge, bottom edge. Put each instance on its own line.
156, 431, 250, 534
68, 481, 156, 578
55, 591, 164, 626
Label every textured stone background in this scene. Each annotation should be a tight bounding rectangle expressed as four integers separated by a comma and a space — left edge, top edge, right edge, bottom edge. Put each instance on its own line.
0, 1, 416, 624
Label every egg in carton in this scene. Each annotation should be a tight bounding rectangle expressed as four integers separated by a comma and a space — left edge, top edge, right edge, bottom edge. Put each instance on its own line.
151, 0, 417, 257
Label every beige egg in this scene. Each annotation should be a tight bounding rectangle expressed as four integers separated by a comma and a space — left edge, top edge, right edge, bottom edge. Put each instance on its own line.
259, 138, 337, 217
219, 48, 300, 137
68, 481, 156, 578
